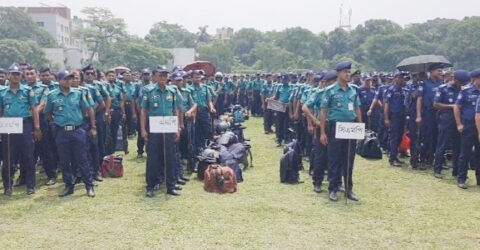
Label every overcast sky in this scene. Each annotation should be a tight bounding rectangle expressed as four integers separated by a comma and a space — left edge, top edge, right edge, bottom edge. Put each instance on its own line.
2, 0, 478, 37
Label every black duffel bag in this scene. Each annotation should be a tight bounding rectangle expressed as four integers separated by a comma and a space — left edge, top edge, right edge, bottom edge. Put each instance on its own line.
356, 129, 382, 159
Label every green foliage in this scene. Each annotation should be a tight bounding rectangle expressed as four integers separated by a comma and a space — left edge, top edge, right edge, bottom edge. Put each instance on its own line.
73, 7, 127, 64
104, 37, 173, 71
0, 39, 50, 68
145, 21, 197, 48
0, 7, 56, 47
197, 42, 234, 73
439, 16, 480, 70
252, 42, 296, 72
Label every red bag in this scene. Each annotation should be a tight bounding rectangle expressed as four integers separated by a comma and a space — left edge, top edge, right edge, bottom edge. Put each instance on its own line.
204, 164, 237, 193
398, 133, 410, 153
101, 154, 124, 178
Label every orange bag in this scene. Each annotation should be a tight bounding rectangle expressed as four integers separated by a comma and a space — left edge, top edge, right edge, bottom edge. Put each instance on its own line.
398, 133, 410, 153
204, 164, 237, 193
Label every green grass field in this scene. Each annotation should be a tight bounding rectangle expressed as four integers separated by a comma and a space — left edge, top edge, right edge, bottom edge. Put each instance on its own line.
0, 117, 479, 249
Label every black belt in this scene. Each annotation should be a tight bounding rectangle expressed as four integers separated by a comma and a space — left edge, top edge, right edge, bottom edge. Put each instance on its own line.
56, 125, 78, 131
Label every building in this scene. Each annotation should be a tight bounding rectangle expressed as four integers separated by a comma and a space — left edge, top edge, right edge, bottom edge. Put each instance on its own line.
20, 6, 95, 69
167, 48, 196, 70
214, 27, 234, 43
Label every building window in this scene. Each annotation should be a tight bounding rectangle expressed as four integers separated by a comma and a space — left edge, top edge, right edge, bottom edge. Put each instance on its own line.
36, 22, 44, 27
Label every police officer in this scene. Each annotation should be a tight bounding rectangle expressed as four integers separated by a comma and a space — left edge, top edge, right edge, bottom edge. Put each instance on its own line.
0, 68, 6, 86
432, 70, 466, 178
417, 63, 444, 166
189, 70, 215, 150
252, 73, 264, 116
237, 74, 248, 107
367, 78, 392, 152
261, 73, 275, 134
319, 61, 361, 202
44, 70, 96, 197
132, 69, 153, 159
358, 76, 376, 131
271, 74, 292, 147
404, 72, 426, 169
105, 70, 125, 155
455, 68, 480, 189
121, 71, 137, 138
384, 72, 407, 166
82, 65, 111, 165
140, 66, 183, 197
303, 71, 337, 193
0, 63, 42, 196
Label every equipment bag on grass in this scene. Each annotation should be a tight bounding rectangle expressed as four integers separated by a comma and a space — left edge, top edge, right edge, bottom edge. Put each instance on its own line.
204, 164, 237, 193
101, 154, 124, 178
356, 129, 382, 159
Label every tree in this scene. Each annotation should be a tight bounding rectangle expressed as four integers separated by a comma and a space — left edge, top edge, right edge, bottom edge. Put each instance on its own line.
197, 42, 234, 73
230, 28, 264, 66
197, 26, 211, 44
0, 7, 56, 47
359, 32, 434, 71
145, 21, 197, 48
0, 39, 50, 68
406, 18, 459, 45
105, 38, 173, 71
73, 7, 127, 64
252, 42, 296, 72
325, 28, 351, 60
439, 17, 480, 70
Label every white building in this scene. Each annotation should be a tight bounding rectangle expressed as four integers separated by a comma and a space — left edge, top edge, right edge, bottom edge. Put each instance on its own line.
168, 48, 196, 69
20, 7, 96, 69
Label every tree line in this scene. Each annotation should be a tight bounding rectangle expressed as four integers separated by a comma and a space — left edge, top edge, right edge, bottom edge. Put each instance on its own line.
1, 6, 479, 73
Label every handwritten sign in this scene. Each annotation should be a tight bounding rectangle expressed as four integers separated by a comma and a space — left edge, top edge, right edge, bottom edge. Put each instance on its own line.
0, 118, 23, 134
267, 99, 287, 112
149, 116, 178, 133
335, 122, 365, 140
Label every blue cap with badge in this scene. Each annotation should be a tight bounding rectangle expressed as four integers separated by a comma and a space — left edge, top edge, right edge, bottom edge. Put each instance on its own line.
454, 70, 470, 83
335, 61, 352, 72
470, 68, 480, 79
323, 71, 338, 81
57, 70, 74, 80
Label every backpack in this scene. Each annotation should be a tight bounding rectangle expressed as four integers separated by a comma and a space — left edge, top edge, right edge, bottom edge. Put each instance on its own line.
232, 105, 246, 123
356, 130, 382, 159
279, 148, 300, 183
219, 145, 243, 182
284, 140, 303, 171
204, 164, 237, 193
101, 154, 124, 178
196, 148, 219, 180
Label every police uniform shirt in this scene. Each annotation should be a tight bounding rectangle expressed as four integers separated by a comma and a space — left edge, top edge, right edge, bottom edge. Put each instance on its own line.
374, 84, 391, 102
108, 83, 124, 109
404, 81, 420, 113
305, 88, 325, 120
275, 84, 293, 104
44, 88, 91, 126
418, 78, 442, 109
358, 86, 376, 109
434, 83, 459, 119
300, 85, 313, 104
224, 81, 234, 94
167, 84, 184, 111
0, 84, 37, 118
30, 81, 49, 103
321, 82, 360, 122
261, 82, 274, 98
123, 82, 136, 102
180, 87, 195, 112
189, 83, 212, 109
84, 84, 104, 110
253, 79, 264, 92
384, 85, 406, 113
456, 85, 480, 120
237, 80, 247, 91
140, 84, 180, 117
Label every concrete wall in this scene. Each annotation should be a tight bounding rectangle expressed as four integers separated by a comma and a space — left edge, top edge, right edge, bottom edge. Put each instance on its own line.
168, 48, 196, 69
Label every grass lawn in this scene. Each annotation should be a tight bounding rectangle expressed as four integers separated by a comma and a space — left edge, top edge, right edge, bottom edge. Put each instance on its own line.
0, 117, 479, 249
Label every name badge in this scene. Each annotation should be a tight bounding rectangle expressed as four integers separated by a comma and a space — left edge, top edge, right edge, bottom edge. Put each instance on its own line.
348, 102, 354, 111
154, 102, 159, 108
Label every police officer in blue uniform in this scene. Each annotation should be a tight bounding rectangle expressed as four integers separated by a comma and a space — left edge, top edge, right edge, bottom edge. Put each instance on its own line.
44, 70, 96, 197
105, 70, 125, 155
261, 73, 275, 134
432, 70, 466, 178
384, 72, 407, 166
417, 63, 444, 166
271, 74, 292, 147
132, 69, 153, 159
367, 78, 392, 151
358, 76, 376, 130
0, 63, 42, 196
140, 66, 183, 197
320, 62, 361, 202
454, 69, 479, 189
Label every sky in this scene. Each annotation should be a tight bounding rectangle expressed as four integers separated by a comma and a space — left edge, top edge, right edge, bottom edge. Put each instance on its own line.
2, 0, 478, 37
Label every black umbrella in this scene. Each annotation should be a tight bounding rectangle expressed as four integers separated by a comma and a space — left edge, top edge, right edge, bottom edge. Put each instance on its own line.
396, 55, 453, 72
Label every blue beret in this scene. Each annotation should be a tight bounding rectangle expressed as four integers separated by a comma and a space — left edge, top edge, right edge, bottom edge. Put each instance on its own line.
454, 70, 470, 83
171, 72, 183, 80
335, 61, 352, 72
314, 72, 324, 82
57, 70, 74, 80
470, 69, 480, 79
323, 71, 338, 81
281, 74, 289, 81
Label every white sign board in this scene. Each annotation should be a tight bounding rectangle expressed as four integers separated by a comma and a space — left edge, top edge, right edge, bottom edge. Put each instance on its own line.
267, 99, 287, 112
335, 122, 365, 140
149, 116, 178, 133
0, 118, 23, 134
